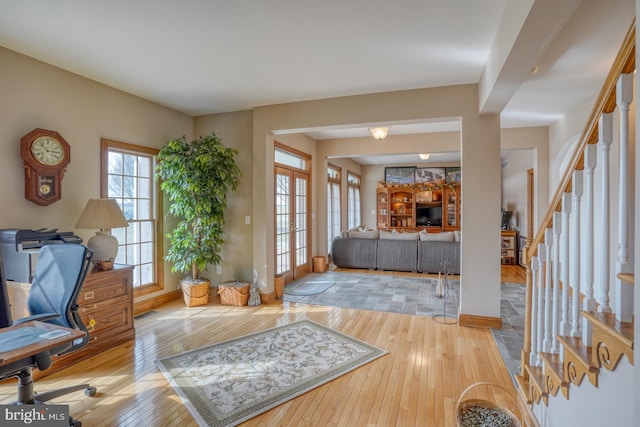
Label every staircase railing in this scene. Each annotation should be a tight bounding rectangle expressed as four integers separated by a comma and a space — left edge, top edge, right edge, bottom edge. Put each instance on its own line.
517, 18, 635, 420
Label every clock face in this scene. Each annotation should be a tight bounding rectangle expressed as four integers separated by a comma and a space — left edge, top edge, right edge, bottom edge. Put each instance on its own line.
31, 136, 65, 166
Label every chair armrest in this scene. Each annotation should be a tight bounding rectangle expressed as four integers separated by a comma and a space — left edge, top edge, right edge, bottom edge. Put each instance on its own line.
13, 312, 61, 325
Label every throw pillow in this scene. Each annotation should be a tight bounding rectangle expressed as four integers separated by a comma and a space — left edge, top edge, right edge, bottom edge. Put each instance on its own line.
349, 230, 379, 239
380, 230, 419, 240
419, 231, 440, 241
437, 231, 455, 241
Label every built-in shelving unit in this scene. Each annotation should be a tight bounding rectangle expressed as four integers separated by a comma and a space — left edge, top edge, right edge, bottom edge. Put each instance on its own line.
376, 183, 461, 232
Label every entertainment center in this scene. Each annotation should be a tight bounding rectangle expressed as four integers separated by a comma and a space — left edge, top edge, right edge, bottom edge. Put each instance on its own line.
376, 182, 461, 232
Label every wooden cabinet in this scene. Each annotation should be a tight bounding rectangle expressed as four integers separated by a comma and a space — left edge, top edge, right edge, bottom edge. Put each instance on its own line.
444, 185, 461, 230
501, 230, 517, 265
376, 184, 461, 232
36, 264, 135, 378
376, 188, 389, 229
389, 188, 414, 229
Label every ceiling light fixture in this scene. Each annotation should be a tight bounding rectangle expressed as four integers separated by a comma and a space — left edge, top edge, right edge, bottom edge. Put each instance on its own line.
419, 153, 431, 161
369, 126, 389, 141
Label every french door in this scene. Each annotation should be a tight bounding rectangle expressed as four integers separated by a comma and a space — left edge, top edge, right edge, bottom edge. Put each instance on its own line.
275, 166, 311, 283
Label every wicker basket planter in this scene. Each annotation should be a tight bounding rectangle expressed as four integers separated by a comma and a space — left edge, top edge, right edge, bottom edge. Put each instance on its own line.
181, 280, 211, 307
457, 382, 521, 427
274, 275, 285, 299
218, 281, 251, 306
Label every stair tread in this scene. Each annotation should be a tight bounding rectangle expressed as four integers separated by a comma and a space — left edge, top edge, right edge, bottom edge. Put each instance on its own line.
557, 336, 597, 370
539, 352, 565, 382
581, 311, 634, 347
539, 352, 569, 398
514, 374, 532, 404
524, 364, 546, 391
617, 272, 634, 286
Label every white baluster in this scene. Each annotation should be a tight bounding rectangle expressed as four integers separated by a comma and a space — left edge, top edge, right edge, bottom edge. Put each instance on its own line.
536, 243, 546, 366
615, 72, 633, 323
530, 256, 539, 366
570, 171, 583, 337
551, 217, 561, 353
543, 228, 553, 353
560, 193, 571, 336
597, 112, 613, 313
583, 143, 597, 346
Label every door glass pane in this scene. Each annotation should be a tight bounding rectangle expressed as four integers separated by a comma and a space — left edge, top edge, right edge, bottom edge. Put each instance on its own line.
275, 172, 291, 274
447, 190, 457, 227
295, 176, 308, 267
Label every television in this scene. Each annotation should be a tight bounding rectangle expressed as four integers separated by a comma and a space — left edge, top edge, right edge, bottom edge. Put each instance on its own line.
416, 206, 442, 227
501, 210, 513, 230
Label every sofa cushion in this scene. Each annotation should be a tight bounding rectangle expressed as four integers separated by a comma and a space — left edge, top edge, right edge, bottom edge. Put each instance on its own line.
379, 230, 419, 240
331, 237, 378, 269
348, 230, 379, 239
377, 239, 418, 272
419, 231, 454, 241
417, 241, 461, 274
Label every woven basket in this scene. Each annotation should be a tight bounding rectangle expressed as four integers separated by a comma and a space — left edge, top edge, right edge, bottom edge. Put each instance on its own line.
181, 281, 210, 307
218, 281, 250, 306
456, 382, 521, 427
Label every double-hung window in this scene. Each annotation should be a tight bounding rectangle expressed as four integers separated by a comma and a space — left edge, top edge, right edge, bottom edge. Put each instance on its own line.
327, 164, 341, 252
101, 139, 163, 296
347, 172, 361, 229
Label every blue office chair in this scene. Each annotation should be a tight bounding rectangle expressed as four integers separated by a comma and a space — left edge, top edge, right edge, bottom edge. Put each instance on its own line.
0, 244, 95, 427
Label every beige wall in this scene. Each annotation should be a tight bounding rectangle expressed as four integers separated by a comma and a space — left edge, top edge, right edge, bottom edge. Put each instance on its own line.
501, 126, 549, 231
0, 47, 193, 299
194, 111, 254, 284
501, 149, 534, 237
253, 85, 504, 319
549, 97, 595, 194
2, 45, 552, 320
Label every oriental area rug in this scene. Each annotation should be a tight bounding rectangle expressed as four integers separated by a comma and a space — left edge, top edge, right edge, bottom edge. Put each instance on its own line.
156, 320, 387, 427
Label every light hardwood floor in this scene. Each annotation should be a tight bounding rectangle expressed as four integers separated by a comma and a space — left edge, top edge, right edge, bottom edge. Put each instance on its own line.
0, 266, 524, 426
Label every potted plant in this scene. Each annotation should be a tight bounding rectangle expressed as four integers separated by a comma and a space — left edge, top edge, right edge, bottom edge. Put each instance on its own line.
156, 132, 241, 306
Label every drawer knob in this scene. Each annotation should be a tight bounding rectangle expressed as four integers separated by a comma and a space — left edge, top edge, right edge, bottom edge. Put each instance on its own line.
84, 291, 94, 300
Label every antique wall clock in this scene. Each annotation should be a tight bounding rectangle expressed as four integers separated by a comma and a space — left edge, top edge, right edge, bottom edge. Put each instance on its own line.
20, 128, 71, 206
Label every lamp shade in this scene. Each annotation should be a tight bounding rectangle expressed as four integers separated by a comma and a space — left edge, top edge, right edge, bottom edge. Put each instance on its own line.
369, 126, 389, 141
75, 199, 128, 266
75, 199, 128, 231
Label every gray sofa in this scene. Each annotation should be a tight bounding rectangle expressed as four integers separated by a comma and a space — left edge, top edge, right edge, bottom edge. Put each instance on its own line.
331, 235, 460, 274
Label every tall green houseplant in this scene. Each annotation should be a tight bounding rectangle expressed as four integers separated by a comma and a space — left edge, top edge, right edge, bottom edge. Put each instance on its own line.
156, 132, 241, 282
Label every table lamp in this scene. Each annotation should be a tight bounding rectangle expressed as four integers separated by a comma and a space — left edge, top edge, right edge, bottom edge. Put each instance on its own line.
75, 198, 128, 269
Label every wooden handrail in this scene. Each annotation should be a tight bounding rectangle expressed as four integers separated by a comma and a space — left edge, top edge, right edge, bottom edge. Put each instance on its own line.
525, 20, 636, 264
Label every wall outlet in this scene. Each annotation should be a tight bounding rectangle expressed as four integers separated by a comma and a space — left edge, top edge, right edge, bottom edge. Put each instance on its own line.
216, 265, 222, 274
245, 215, 251, 225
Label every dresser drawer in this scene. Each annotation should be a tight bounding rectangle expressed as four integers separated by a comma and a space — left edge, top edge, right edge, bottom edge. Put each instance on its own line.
81, 300, 131, 336
79, 293, 130, 315
77, 274, 129, 305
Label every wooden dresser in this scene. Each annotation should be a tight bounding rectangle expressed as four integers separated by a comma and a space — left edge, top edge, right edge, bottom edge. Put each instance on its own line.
37, 264, 135, 378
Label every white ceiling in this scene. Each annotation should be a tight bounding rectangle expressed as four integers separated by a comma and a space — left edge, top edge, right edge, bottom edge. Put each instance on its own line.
0, 0, 634, 165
